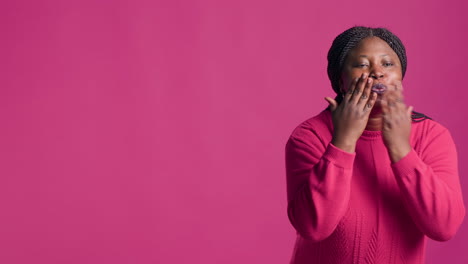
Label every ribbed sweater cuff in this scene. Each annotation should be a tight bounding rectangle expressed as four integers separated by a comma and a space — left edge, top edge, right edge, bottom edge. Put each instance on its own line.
324, 143, 356, 169
391, 149, 420, 177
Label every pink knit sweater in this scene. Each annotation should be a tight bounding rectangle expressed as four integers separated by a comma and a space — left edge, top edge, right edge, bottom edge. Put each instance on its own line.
285, 110, 465, 264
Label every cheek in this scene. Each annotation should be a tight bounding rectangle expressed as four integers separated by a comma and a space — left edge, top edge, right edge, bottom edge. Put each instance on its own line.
340, 73, 361, 92
387, 72, 404, 92
386, 68, 403, 81
388, 71, 402, 80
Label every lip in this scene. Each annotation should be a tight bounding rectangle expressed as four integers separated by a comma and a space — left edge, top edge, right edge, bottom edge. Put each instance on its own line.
371, 83, 387, 95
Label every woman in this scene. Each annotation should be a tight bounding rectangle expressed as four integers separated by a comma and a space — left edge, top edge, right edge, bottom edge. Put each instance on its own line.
285, 26, 465, 264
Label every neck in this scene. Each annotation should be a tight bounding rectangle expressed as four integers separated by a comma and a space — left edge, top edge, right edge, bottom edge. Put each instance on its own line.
366, 116, 382, 131
366, 108, 383, 131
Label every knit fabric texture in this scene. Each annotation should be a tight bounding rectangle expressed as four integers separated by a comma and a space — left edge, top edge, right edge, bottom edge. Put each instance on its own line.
285, 110, 465, 264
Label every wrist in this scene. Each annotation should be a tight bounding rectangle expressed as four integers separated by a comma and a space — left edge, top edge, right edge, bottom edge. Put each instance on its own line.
388, 143, 411, 163
331, 137, 356, 153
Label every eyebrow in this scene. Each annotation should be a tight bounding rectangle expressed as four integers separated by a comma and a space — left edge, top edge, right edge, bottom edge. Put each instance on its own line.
359, 54, 389, 58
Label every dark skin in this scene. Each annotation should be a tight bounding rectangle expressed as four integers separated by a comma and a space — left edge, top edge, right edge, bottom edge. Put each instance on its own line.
325, 37, 413, 162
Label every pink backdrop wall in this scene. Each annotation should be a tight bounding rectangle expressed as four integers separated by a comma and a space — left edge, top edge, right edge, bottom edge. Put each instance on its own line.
1, 0, 467, 263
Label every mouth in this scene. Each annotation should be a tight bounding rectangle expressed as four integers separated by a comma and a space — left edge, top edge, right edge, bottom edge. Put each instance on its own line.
371, 83, 387, 95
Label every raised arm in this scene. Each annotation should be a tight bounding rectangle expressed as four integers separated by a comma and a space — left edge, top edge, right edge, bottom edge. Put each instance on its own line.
391, 126, 465, 241
286, 74, 377, 241
380, 84, 465, 241
286, 134, 355, 241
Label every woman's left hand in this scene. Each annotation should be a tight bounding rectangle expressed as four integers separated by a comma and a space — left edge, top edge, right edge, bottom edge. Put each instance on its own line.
381, 81, 413, 163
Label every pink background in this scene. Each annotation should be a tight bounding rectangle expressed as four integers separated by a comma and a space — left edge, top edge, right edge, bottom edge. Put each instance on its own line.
1, 0, 467, 263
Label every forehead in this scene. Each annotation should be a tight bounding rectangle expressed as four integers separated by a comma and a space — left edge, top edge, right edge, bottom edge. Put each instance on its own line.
347, 37, 398, 58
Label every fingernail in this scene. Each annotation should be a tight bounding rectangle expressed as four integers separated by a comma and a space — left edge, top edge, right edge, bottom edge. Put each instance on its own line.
361, 73, 367, 79
367, 78, 372, 83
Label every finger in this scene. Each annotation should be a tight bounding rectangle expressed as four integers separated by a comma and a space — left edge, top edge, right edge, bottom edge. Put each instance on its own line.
386, 93, 404, 121
380, 98, 393, 128
394, 80, 404, 92
344, 77, 359, 101
390, 82, 405, 107
381, 97, 390, 115
384, 91, 399, 108
396, 97, 407, 112
384, 94, 395, 108
392, 86, 404, 103
407, 105, 414, 119
363, 91, 377, 112
358, 77, 373, 106
324, 97, 338, 112
350, 73, 368, 104
386, 90, 407, 112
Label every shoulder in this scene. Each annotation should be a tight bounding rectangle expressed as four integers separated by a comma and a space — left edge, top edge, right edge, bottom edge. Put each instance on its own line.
411, 118, 455, 153
411, 118, 451, 140
288, 109, 334, 146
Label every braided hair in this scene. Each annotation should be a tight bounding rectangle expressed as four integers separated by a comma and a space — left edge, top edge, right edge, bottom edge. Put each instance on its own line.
326, 26, 430, 122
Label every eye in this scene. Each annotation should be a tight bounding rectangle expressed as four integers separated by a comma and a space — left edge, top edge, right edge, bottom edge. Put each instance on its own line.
383, 62, 394, 67
354, 63, 368, 68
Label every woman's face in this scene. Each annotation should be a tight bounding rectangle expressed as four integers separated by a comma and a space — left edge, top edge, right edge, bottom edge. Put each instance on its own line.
340, 37, 403, 105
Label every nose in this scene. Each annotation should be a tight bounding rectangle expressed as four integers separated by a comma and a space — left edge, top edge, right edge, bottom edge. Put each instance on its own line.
369, 66, 384, 79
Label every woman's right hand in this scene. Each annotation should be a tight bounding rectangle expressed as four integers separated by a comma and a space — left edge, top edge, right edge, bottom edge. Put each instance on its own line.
324, 74, 377, 153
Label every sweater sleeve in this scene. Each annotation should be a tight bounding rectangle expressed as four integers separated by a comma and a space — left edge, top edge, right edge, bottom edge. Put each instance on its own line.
285, 129, 355, 241
391, 125, 465, 241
